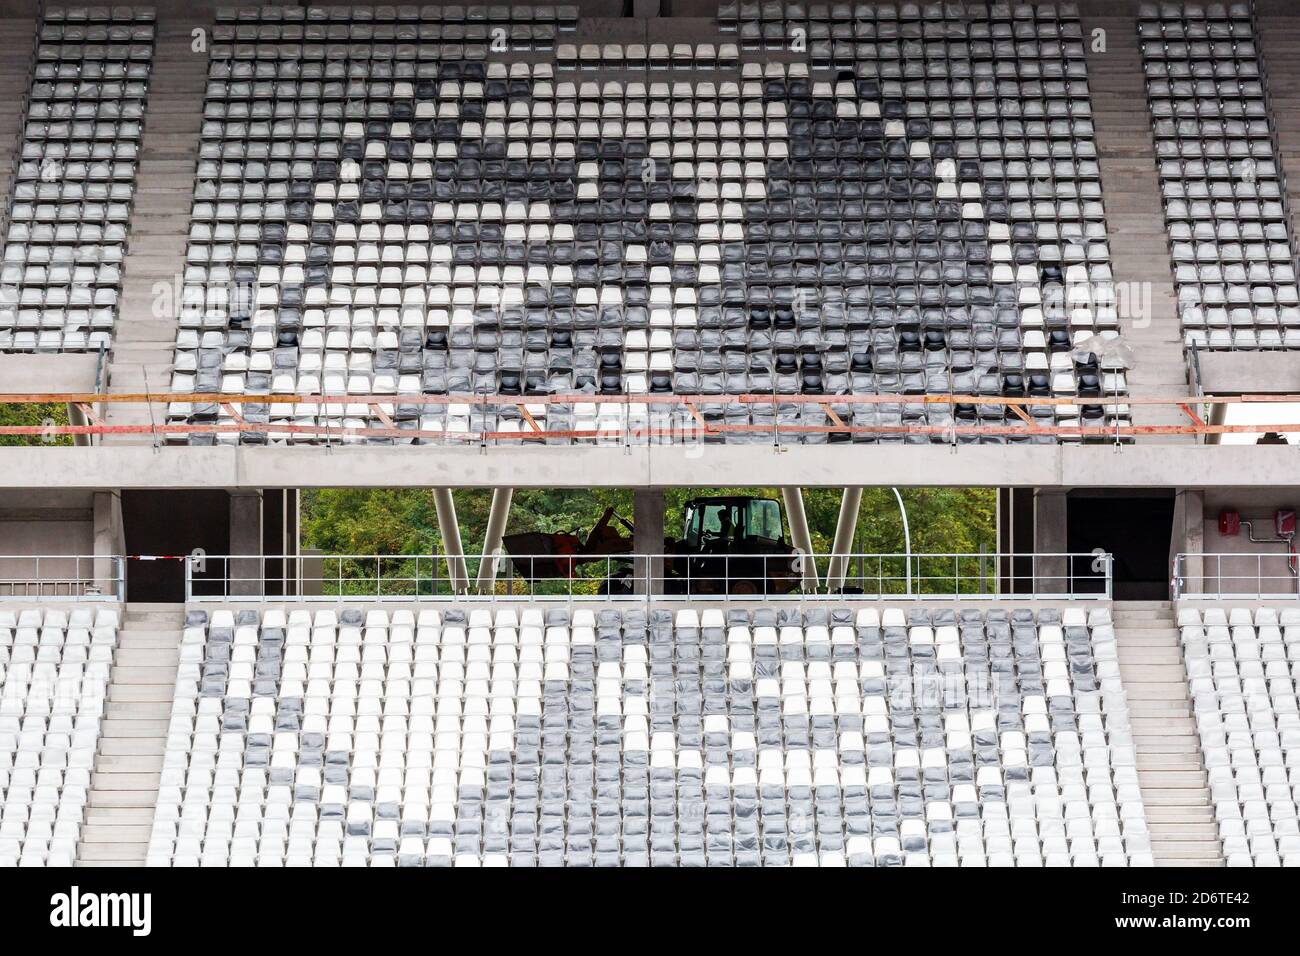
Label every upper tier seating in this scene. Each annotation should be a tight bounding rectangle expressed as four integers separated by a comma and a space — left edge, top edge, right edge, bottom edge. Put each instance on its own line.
166, 2, 1129, 445
0, 605, 118, 866
0, 7, 156, 353
1177, 606, 1300, 866
147, 604, 1150, 866
1138, 3, 1300, 350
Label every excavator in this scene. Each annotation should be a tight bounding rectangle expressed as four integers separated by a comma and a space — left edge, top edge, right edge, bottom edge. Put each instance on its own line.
502, 496, 802, 595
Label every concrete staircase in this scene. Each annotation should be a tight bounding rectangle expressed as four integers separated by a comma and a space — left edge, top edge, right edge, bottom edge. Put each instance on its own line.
0, 18, 34, 222
1114, 600, 1222, 867
77, 603, 183, 867
1257, 13, 1300, 253
102, 18, 207, 445
1083, 15, 1192, 440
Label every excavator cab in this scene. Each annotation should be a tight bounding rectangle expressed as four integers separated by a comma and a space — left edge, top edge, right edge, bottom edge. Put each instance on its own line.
682, 496, 786, 553
673, 496, 799, 595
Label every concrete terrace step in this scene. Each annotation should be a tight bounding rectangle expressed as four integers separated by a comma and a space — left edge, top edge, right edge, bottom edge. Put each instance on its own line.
103, 24, 206, 445
1155, 842, 1229, 859
105, 701, 171, 720
1115, 601, 1224, 866
84, 807, 157, 826
1145, 805, 1214, 824
77, 844, 151, 864
78, 602, 183, 866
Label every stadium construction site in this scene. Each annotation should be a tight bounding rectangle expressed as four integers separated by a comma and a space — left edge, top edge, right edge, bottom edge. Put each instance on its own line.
0, 6, 1292, 930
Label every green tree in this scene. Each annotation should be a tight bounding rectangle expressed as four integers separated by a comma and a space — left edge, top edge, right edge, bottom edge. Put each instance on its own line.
0, 402, 71, 447
301, 485, 997, 592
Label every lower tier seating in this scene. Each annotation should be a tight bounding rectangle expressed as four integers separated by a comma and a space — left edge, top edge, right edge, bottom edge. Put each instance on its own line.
0, 605, 118, 866
148, 603, 1150, 866
1177, 606, 1300, 866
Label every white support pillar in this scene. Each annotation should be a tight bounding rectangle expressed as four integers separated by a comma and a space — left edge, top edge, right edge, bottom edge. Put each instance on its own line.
633, 488, 665, 595
782, 486, 819, 591
432, 487, 469, 593
826, 486, 862, 592
475, 487, 514, 594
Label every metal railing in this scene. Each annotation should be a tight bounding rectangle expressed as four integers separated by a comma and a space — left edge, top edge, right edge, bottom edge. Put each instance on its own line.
5, 389, 1300, 445
1172, 552, 1300, 600
0, 554, 124, 601
185, 551, 1111, 602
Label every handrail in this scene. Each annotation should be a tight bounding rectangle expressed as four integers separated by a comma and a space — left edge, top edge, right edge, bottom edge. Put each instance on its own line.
1172, 551, 1300, 601
0, 553, 125, 601
184, 551, 1112, 603
2, 389, 1300, 443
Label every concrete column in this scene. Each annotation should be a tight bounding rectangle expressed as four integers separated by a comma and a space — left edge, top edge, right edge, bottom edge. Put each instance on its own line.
229, 490, 263, 597
1033, 489, 1069, 596
782, 486, 819, 591
826, 487, 862, 592
475, 487, 514, 594
1172, 489, 1205, 597
633, 488, 665, 594
432, 487, 468, 593
92, 491, 124, 599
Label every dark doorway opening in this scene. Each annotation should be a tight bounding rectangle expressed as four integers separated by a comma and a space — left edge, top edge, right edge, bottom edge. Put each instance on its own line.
1067, 492, 1175, 601
121, 491, 230, 603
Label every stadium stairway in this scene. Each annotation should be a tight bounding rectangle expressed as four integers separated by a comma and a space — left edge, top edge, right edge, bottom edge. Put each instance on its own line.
102, 18, 206, 445
0, 17, 35, 226
77, 603, 184, 867
1114, 600, 1222, 866
1084, 14, 1191, 440
1257, 12, 1300, 249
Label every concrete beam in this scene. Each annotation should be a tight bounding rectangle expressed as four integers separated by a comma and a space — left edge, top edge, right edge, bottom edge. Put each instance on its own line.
0, 354, 100, 394
826, 487, 862, 592
432, 487, 469, 593
1198, 351, 1300, 394
474, 487, 513, 594
2, 443, 1300, 490
782, 487, 819, 590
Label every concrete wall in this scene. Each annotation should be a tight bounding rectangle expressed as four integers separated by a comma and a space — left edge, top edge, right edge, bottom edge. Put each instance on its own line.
0, 489, 95, 556
1195, 488, 1300, 595
0, 489, 98, 596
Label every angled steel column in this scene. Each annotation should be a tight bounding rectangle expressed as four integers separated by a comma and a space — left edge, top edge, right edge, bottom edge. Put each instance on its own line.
475, 487, 514, 594
432, 487, 468, 593
826, 486, 863, 592
782, 486, 819, 591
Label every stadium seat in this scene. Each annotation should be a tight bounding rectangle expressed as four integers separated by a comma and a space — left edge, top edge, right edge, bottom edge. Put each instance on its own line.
1137, 2, 1300, 350
146, 603, 1151, 866
165, 3, 1127, 445
0, 605, 118, 866
1178, 606, 1300, 866
0, 7, 156, 353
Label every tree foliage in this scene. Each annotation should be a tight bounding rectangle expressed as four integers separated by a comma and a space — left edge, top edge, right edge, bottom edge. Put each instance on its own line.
0, 402, 71, 447
301, 486, 996, 560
